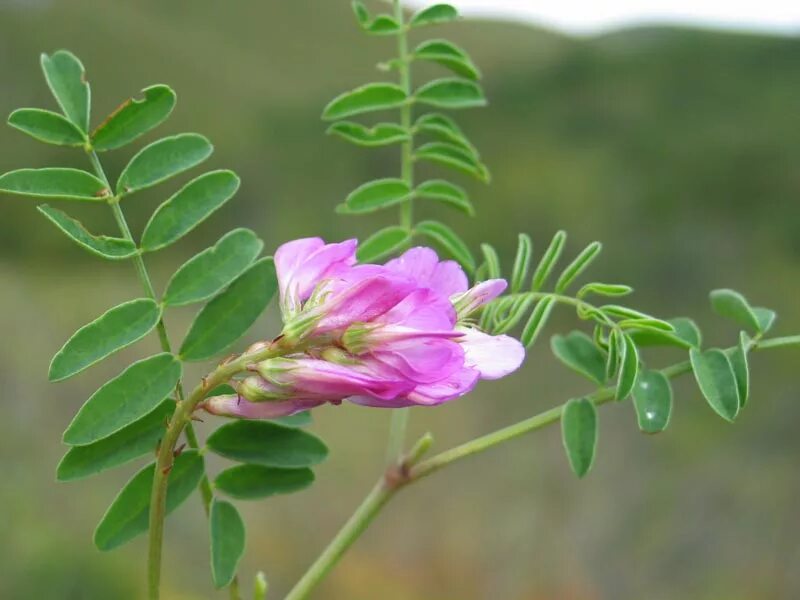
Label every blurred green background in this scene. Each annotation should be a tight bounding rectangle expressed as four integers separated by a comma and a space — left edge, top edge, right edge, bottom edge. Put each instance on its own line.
1, 1, 799, 599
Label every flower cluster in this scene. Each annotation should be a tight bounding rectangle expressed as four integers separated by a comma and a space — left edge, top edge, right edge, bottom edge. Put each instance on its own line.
203, 238, 525, 419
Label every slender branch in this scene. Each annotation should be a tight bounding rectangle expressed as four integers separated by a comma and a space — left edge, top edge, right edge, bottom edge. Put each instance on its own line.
282, 333, 799, 600
85, 150, 238, 599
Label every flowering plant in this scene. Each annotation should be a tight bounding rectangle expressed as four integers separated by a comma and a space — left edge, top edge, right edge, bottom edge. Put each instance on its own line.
1, 2, 798, 599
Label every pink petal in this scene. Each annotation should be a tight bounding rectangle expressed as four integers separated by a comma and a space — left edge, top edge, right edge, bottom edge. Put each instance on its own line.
203, 394, 323, 419
377, 288, 457, 329
385, 247, 468, 297
406, 367, 480, 405
452, 279, 507, 316
275, 237, 357, 310
314, 274, 415, 333
458, 327, 526, 380
373, 338, 464, 384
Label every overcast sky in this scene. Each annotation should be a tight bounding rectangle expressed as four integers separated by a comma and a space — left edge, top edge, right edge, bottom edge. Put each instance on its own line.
405, 0, 800, 34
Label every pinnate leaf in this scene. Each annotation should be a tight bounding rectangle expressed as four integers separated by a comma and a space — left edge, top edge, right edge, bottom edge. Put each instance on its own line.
92, 85, 176, 151
41, 50, 90, 132
116, 133, 213, 195
8, 108, 86, 146
94, 450, 204, 551
37, 204, 137, 260
215, 464, 315, 500
632, 370, 673, 433
0, 168, 108, 201
338, 178, 411, 214
690, 348, 740, 422
415, 78, 486, 109
164, 228, 263, 307
141, 170, 240, 251
415, 220, 475, 272
322, 83, 406, 120
561, 398, 598, 478
180, 258, 277, 361
63, 353, 181, 446
49, 298, 161, 381
210, 500, 246, 588
357, 226, 411, 262
57, 401, 173, 481
207, 421, 328, 468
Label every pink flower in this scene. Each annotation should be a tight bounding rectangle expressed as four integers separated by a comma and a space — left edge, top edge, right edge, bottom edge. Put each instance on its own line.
205, 240, 525, 420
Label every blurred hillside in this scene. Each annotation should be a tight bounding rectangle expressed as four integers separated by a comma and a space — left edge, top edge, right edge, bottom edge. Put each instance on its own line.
1, 1, 799, 599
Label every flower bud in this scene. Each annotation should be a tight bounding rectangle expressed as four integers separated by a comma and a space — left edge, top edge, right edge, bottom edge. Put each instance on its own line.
238, 375, 286, 402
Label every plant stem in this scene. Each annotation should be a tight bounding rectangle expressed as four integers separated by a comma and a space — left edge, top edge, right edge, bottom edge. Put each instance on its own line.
282, 333, 798, 599
283, 479, 394, 600
384, 0, 415, 465
148, 337, 296, 600
394, 0, 414, 232
85, 150, 236, 598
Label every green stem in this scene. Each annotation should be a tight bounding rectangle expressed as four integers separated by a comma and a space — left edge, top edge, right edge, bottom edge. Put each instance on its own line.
383, 0, 415, 466
394, 0, 414, 232
282, 333, 798, 599
149, 337, 296, 600
283, 479, 394, 600
86, 150, 234, 598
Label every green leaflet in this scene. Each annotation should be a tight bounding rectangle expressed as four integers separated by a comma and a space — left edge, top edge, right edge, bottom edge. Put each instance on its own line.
163, 228, 263, 307
356, 226, 411, 262
0, 168, 108, 201
92, 84, 176, 151
615, 332, 639, 401
141, 170, 241, 252
551, 331, 607, 385
40, 50, 90, 132
414, 113, 477, 152
57, 401, 173, 481
337, 178, 412, 214
520, 296, 556, 348
555, 241, 602, 293
94, 450, 204, 551
415, 180, 474, 216
531, 230, 566, 291
207, 421, 328, 468
729, 331, 750, 409
632, 370, 673, 434
409, 3, 459, 27
210, 500, 246, 588
49, 298, 161, 381
37, 204, 137, 260
415, 78, 486, 110
63, 353, 181, 446
414, 142, 489, 182
414, 39, 480, 80
327, 121, 408, 147
116, 133, 213, 195
180, 257, 277, 361
709, 288, 775, 334
561, 398, 598, 478
8, 108, 86, 146
214, 464, 315, 500
628, 316, 702, 349
415, 220, 475, 272
690, 348, 740, 422
322, 83, 407, 120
